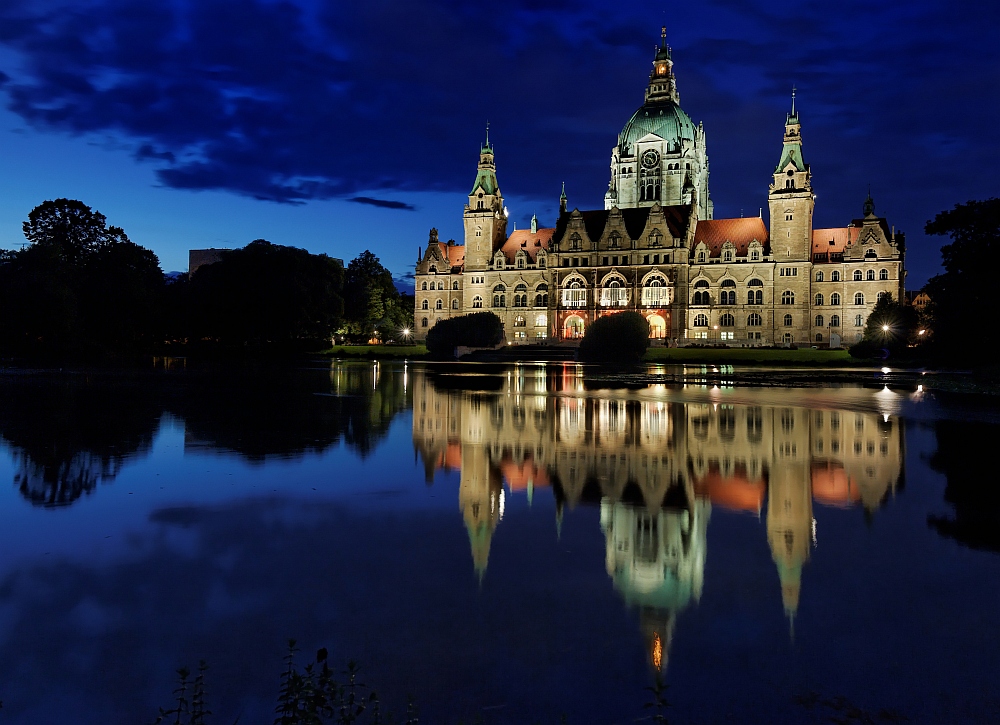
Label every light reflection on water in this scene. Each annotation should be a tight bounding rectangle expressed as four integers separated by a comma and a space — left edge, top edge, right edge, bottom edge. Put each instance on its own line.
0, 361, 997, 724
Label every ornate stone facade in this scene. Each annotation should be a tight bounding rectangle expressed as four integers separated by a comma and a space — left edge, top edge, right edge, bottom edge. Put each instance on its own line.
414, 32, 905, 347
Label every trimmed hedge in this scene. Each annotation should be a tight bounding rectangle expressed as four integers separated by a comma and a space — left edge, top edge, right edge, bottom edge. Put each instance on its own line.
425, 312, 504, 359
578, 311, 650, 364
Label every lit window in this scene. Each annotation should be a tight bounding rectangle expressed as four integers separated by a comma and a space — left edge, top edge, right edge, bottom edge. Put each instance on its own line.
783, 314, 793, 326
879, 268, 888, 280
854, 270, 863, 281
855, 292, 864, 305
781, 290, 795, 305
831, 292, 841, 306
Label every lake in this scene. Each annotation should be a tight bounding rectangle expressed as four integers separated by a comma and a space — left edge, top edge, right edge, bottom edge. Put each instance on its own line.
0, 361, 998, 724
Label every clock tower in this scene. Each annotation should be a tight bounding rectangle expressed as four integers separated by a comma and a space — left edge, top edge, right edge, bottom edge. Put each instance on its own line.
463, 133, 507, 274
606, 28, 712, 219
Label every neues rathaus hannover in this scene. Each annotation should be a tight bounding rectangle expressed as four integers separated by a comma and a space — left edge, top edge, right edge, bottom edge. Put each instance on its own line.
414, 30, 905, 347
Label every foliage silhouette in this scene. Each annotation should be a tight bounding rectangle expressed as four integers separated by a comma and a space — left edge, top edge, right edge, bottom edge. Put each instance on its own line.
341, 250, 411, 343
187, 240, 344, 349
924, 198, 1000, 355
0, 199, 164, 356
577, 311, 650, 364
425, 312, 504, 359
849, 293, 917, 359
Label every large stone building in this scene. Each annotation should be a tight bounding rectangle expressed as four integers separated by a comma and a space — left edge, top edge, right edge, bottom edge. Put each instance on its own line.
414, 30, 905, 347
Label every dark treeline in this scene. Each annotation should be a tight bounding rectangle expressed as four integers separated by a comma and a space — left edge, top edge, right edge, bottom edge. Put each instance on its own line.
0, 363, 410, 507
0, 199, 412, 359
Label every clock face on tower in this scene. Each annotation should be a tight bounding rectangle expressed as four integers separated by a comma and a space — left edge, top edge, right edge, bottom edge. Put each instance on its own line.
641, 150, 660, 169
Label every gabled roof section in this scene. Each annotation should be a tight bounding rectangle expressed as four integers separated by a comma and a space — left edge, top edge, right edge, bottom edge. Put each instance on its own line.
427, 240, 465, 271
693, 217, 769, 257
811, 227, 859, 255
499, 228, 554, 263
553, 205, 691, 246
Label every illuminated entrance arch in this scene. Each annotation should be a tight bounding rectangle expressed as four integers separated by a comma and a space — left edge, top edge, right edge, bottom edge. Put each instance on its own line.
564, 315, 585, 339
647, 314, 666, 339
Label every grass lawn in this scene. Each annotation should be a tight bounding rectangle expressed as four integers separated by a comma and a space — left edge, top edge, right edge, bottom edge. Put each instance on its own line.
322, 344, 427, 359
643, 347, 854, 365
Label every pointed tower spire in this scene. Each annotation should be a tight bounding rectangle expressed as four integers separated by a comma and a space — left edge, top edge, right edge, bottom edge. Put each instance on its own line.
484, 120, 491, 151
863, 185, 876, 217
559, 181, 568, 214
790, 85, 797, 120
645, 27, 678, 104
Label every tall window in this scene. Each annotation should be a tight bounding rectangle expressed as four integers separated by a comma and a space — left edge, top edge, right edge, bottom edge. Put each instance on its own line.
562, 280, 586, 308
693, 314, 709, 327
830, 315, 840, 327
421, 281, 427, 290
879, 268, 889, 280
854, 292, 864, 305
493, 284, 506, 308
854, 314, 864, 327
535, 314, 547, 327
783, 314, 793, 327
854, 270, 863, 281
781, 290, 795, 305
435, 299, 443, 310
720, 313, 735, 327
452, 281, 459, 290
815, 293, 823, 306
720, 279, 736, 305
472, 296, 483, 308
514, 283, 528, 307
815, 315, 824, 327
693, 280, 710, 305
642, 276, 670, 307
831, 292, 841, 306
421, 299, 429, 310
452, 299, 459, 309
816, 271, 824, 282
722, 250, 733, 262
747, 313, 763, 327
421, 317, 428, 327
747, 279, 763, 305
866, 269, 875, 281
832, 270, 841, 282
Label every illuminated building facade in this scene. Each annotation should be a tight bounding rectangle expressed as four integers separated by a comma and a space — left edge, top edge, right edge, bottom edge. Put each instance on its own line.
414, 30, 905, 347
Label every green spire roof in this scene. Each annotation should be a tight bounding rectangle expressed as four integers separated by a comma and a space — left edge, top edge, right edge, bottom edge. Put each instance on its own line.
775, 142, 806, 173
470, 167, 498, 196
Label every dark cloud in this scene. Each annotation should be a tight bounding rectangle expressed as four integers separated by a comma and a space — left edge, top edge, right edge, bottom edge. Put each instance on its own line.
348, 196, 416, 211
0, 0, 994, 281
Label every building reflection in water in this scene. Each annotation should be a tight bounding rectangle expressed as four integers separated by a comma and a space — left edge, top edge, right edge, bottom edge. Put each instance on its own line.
412, 364, 904, 672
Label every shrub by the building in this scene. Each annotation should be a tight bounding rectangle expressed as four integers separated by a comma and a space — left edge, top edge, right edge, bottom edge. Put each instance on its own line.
578, 311, 650, 364
425, 312, 504, 359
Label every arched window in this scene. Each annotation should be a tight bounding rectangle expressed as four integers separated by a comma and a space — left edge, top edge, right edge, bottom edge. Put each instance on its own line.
514, 315, 526, 327
854, 292, 865, 305
538, 253, 546, 268
438, 282, 445, 290
830, 315, 840, 327
453, 281, 459, 290
832, 270, 841, 282
831, 292, 841, 306
421, 317, 428, 327
722, 250, 733, 262
854, 270, 863, 281
879, 268, 889, 280
608, 232, 621, 249
720, 313, 735, 327
720, 279, 736, 305
514, 283, 528, 307
781, 290, 795, 305
815, 293, 824, 306
816, 271, 824, 282
692, 279, 710, 305
747, 313, 763, 327
747, 278, 763, 305
517, 256, 525, 269
472, 296, 483, 308
866, 269, 875, 281
421, 281, 427, 290
854, 314, 864, 327
421, 299, 429, 310
815, 315, 824, 327
452, 299, 459, 309
815, 333, 823, 342
783, 314, 793, 326
435, 299, 443, 310
693, 314, 709, 327
493, 284, 507, 308
877, 291, 888, 302
697, 251, 706, 263
750, 249, 760, 261
535, 314, 547, 327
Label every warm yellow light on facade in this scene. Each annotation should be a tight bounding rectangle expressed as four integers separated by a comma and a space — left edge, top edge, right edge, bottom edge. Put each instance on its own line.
651, 632, 663, 670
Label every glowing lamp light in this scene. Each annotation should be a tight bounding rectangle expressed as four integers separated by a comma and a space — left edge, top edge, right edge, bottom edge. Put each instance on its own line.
918, 329, 926, 335
881, 367, 891, 373
882, 324, 890, 332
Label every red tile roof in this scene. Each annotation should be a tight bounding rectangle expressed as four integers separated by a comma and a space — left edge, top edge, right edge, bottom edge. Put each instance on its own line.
811, 227, 860, 255
432, 241, 465, 270
692, 217, 769, 257
499, 228, 554, 263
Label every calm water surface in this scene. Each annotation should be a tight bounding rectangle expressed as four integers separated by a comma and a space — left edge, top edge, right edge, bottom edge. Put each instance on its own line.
0, 362, 998, 724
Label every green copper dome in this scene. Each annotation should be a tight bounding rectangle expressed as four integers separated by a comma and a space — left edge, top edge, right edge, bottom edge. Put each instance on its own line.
618, 101, 696, 155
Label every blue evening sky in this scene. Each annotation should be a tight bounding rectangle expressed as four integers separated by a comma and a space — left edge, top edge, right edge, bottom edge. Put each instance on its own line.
0, 0, 995, 288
